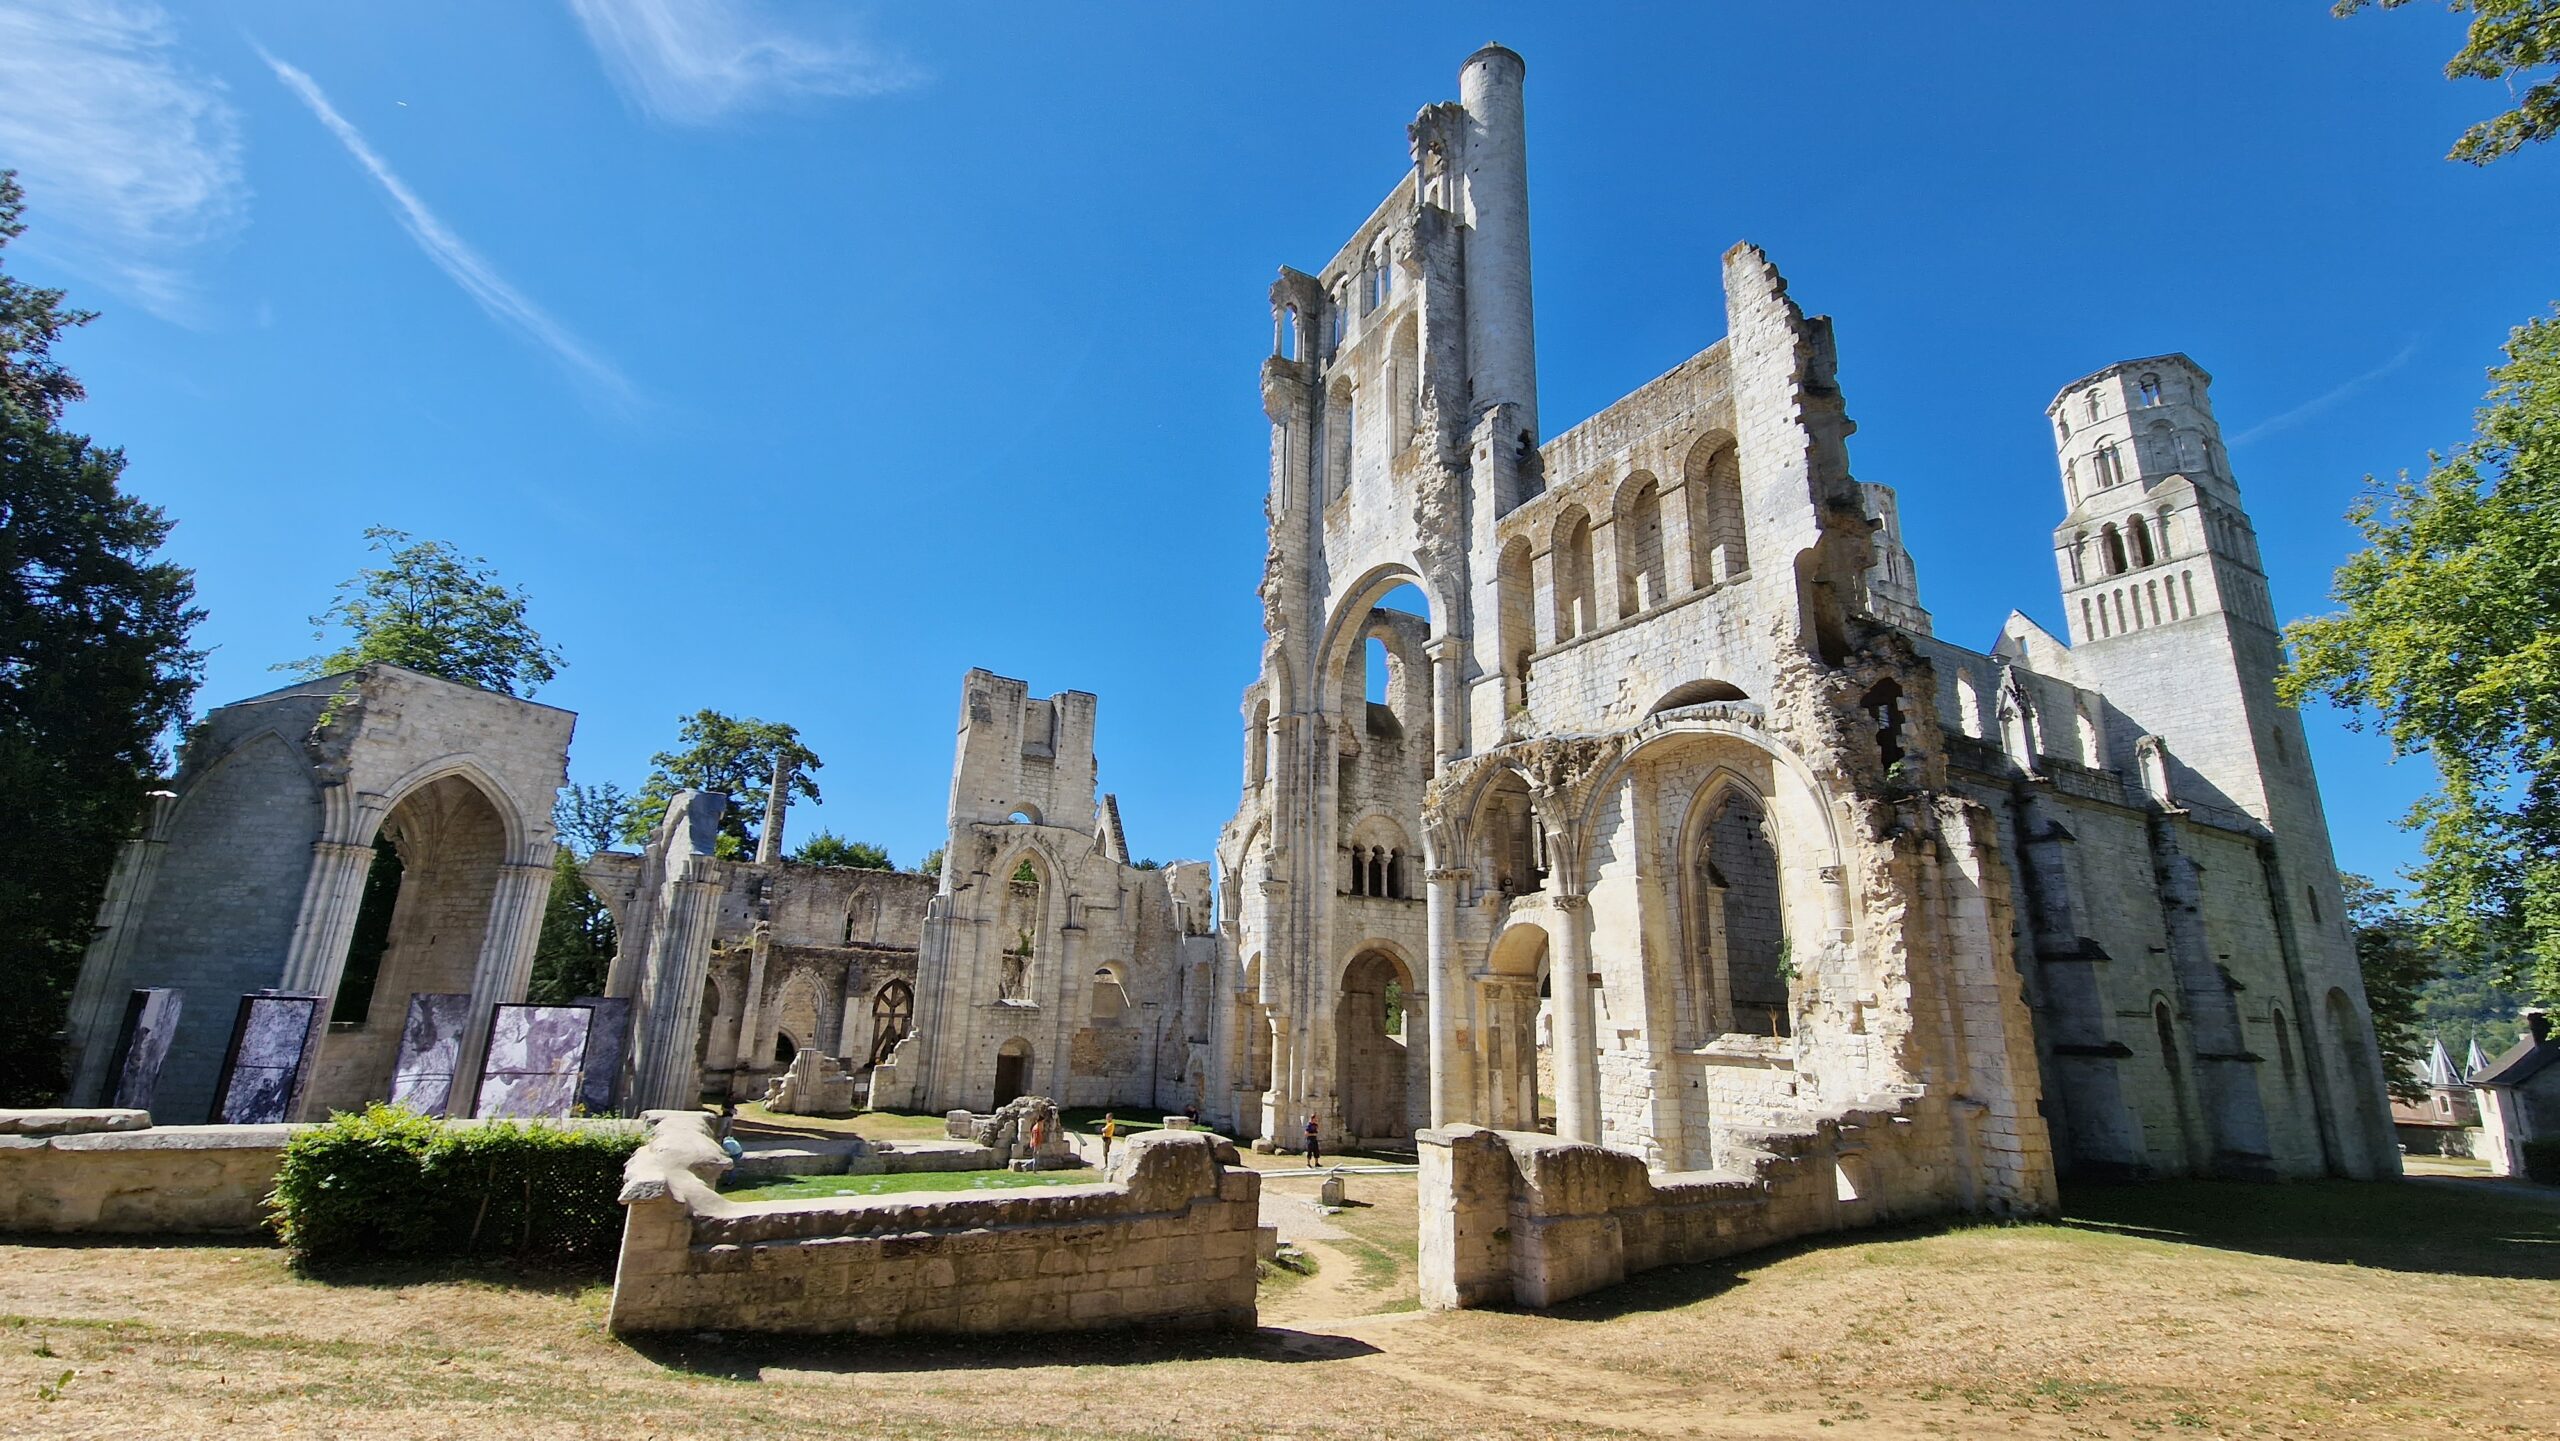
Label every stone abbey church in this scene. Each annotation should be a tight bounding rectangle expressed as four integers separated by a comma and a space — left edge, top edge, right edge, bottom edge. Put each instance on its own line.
63, 47, 2396, 1221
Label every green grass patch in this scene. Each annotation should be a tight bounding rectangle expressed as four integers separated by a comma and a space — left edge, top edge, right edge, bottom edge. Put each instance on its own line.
723, 1169, 1096, 1203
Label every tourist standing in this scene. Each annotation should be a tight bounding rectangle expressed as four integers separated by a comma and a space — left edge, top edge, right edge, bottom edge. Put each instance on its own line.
1100, 1112, 1119, 1166
1303, 1113, 1321, 1167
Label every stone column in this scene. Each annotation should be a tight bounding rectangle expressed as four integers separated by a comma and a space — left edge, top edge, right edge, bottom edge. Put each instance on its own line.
448, 858, 556, 1118
631, 868, 726, 1112
754, 756, 791, 865
1261, 1009, 1292, 1140
280, 837, 382, 995
1425, 637, 1466, 763
734, 922, 774, 1071
1551, 893, 1601, 1143
1426, 866, 1468, 1126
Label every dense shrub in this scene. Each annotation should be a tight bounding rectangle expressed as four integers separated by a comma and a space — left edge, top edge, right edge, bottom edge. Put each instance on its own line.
270, 1103, 642, 1269
2522, 1137, 2560, 1186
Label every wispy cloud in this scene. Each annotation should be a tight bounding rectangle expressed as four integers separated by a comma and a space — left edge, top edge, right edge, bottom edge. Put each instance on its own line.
258, 47, 631, 404
2231, 339, 2422, 447
0, 0, 246, 321
564, 0, 920, 125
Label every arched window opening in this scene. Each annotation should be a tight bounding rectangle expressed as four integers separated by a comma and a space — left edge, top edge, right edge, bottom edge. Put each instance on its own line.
1279, 305, 1299, 361
1615, 475, 1666, 617
2086, 390, 2102, 422
1247, 698, 1270, 788
2182, 570, 2198, 613
2082, 597, 2096, 638
2129, 515, 2156, 568
2139, 372, 2162, 406
773, 1032, 798, 1067
1685, 436, 1748, 586
2057, 415, 2071, 442
2147, 579, 2164, 623
2101, 524, 2129, 575
2305, 884, 2321, 925
1695, 788, 1788, 1038
1554, 510, 1595, 641
332, 832, 405, 1025
867, 980, 914, 1067
1089, 964, 1131, 1025
999, 857, 1043, 1002
1483, 772, 1543, 895
2115, 590, 2129, 634
1957, 672, 1986, 738
1861, 679, 1907, 771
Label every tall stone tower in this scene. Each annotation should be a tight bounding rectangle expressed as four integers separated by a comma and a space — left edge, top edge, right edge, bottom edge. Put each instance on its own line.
2041, 355, 2398, 1177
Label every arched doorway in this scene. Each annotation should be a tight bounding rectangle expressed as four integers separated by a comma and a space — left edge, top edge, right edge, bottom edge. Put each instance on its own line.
1482, 924, 1547, 1130
310, 773, 511, 1112
993, 1037, 1032, 1108
1336, 949, 1416, 1142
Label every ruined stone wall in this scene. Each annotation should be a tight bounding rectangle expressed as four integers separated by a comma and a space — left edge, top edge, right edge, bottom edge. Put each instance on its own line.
608, 1118, 1258, 1336
0, 1116, 289, 1234
65, 665, 571, 1123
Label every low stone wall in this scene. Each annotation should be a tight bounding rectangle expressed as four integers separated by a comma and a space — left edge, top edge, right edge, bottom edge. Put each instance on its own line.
1421, 1093, 2022, 1309
723, 1138, 1027, 1185
0, 1111, 291, 1234
608, 1112, 1260, 1336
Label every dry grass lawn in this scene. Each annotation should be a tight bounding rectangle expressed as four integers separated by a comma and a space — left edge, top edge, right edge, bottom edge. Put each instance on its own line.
1, 1174, 2553, 1439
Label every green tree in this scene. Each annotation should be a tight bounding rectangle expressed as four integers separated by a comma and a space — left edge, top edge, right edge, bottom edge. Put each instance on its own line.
2342, 874, 2438, 1103
2339, 0, 2560, 163
624, 709, 821, 855
285, 526, 564, 696
919, 846, 944, 880
792, 831, 891, 869
0, 172, 204, 1103
527, 848, 616, 1005
2281, 313, 2560, 1002
553, 779, 633, 858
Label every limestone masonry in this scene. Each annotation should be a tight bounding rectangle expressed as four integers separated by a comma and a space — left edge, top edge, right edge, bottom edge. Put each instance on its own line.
54, 44, 2400, 1310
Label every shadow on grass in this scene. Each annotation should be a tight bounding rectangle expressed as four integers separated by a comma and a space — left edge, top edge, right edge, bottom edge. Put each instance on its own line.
2060, 1176, 2560, 1280
284, 1253, 614, 1294
1535, 1217, 1962, 1324
622, 1320, 1381, 1379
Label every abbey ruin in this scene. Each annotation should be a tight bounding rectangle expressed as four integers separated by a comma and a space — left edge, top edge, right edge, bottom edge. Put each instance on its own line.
52, 45, 2399, 1310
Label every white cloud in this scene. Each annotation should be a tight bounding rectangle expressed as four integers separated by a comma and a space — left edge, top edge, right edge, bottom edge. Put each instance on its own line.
259, 48, 632, 404
0, 0, 246, 320
564, 0, 919, 126
2231, 339, 2422, 447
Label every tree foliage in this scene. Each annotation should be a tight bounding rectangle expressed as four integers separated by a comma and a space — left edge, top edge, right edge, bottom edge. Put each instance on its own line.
2282, 312, 2560, 1003
552, 779, 633, 858
625, 709, 821, 855
527, 847, 616, 1006
919, 846, 944, 880
2342, 874, 2440, 1103
791, 831, 891, 870
0, 171, 204, 1104
2339, 0, 2560, 163
286, 526, 564, 696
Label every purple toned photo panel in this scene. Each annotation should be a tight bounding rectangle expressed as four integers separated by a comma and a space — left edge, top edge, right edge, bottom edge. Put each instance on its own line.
388, 992, 474, 1117
214, 992, 324, 1124
473, 1004, 593, 1120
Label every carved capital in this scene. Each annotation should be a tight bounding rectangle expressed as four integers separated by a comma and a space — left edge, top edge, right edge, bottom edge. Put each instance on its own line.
1426, 867, 1473, 885
1552, 892, 1590, 913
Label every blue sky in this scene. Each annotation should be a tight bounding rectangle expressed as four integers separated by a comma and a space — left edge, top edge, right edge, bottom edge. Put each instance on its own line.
4, 2, 2551, 885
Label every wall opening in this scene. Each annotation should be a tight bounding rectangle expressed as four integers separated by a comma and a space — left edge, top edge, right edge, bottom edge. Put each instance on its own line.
1694, 786, 1788, 1038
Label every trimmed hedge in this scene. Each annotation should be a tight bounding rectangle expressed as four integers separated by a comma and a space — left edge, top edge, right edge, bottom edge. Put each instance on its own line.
2522, 1137, 2560, 1186
270, 1103, 642, 1269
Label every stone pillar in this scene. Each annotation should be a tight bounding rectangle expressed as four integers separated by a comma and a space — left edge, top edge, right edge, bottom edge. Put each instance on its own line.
447, 857, 556, 1118
1551, 894, 1601, 1143
1426, 866, 1468, 1126
279, 836, 382, 996
1261, 1009, 1292, 1140
754, 756, 790, 865
1425, 638, 1465, 763
735, 921, 774, 1071
631, 868, 726, 1112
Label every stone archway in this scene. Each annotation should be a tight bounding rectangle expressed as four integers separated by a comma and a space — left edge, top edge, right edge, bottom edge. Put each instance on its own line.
1336, 948, 1417, 1143
993, 1037, 1033, 1108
